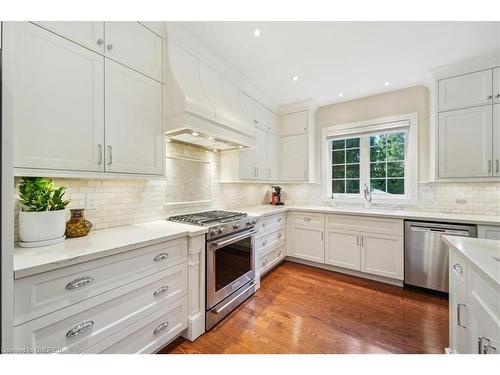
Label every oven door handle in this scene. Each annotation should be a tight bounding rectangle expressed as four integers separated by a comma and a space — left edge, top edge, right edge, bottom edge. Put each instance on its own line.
211, 230, 257, 249
213, 282, 256, 314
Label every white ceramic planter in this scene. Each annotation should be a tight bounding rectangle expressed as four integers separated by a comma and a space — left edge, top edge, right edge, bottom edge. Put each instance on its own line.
19, 209, 66, 244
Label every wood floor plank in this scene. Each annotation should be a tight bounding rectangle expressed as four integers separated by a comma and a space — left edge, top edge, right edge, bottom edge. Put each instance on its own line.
160, 261, 448, 354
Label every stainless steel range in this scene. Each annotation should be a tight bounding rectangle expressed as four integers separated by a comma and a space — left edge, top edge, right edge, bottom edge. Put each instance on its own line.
168, 210, 257, 330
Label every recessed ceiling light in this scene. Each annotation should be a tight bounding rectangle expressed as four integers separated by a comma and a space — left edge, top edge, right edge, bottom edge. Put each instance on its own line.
212, 149, 218, 153
166, 138, 172, 143
384, 81, 390, 86
191, 131, 199, 137
238, 145, 244, 149
338, 93, 344, 97
253, 28, 261, 37
292, 75, 299, 82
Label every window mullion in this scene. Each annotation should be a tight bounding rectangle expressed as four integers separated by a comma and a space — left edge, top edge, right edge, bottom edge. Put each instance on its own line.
360, 136, 369, 196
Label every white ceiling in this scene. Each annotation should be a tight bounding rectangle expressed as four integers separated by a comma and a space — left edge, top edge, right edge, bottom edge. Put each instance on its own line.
179, 21, 500, 106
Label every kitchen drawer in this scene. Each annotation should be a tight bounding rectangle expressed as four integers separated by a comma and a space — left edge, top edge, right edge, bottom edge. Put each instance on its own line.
14, 263, 187, 353
255, 213, 285, 232
325, 214, 403, 236
15, 237, 187, 325
256, 228, 285, 254
258, 246, 284, 274
449, 249, 468, 288
290, 212, 325, 227
82, 296, 187, 354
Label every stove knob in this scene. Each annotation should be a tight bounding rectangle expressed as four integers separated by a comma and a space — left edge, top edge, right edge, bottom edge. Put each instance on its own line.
218, 227, 225, 235
246, 221, 252, 226
252, 219, 258, 225
233, 223, 241, 230
210, 229, 218, 237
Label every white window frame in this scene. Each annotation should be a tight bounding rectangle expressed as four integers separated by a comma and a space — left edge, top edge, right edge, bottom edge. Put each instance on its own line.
322, 113, 418, 205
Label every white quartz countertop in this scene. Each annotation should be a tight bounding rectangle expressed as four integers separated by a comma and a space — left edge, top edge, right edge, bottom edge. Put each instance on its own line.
14, 220, 207, 279
240, 205, 500, 225
443, 236, 500, 287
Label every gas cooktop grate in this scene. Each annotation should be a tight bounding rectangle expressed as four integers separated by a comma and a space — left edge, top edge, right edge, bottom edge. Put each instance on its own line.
168, 210, 247, 225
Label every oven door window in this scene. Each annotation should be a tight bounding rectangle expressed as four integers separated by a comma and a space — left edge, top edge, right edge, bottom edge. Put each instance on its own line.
214, 236, 252, 292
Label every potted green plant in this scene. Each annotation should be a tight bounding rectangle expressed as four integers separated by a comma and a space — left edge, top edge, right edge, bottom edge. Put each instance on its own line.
18, 177, 70, 247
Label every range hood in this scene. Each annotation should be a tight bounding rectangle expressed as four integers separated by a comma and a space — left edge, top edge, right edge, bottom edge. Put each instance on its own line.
164, 40, 255, 150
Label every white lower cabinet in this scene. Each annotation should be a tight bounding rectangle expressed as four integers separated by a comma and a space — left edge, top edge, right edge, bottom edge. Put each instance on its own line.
255, 213, 286, 277
447, 246, 500, 354
360, 233, 403, 280
288, 225, 324, 263
325, 229, 360, 270
289, 213, 404, 282
13, 236, 201, 354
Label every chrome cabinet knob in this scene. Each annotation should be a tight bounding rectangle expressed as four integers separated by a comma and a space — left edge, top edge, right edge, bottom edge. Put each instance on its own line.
487, 95, 493, 100
107, 44, 113, 51
97, 38, 104, 46
495, 94, 500, 99
453, 263, 463, 274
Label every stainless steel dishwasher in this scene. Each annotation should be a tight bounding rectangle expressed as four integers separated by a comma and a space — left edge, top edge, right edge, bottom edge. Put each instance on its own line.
404, 221, 477, 293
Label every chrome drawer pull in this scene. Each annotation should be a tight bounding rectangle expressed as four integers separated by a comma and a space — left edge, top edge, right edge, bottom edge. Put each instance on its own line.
453, 263, 463, 274
262, 240, 268, 246
66, 320, 94, 338
66, 276, 94, 290
277, 217, 282, 222
303, 217, 312, 222
153, 321, 169, 336
153, 285, 170, 297
457, 303, 466, 328
153, 253, 169, 262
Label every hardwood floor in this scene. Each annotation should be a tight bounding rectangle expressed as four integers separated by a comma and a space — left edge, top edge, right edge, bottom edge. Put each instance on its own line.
160, 261, 449, 354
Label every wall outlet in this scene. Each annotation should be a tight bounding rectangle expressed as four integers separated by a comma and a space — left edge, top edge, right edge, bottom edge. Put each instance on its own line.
86, 194, 98, 210
455, 192, 467, 205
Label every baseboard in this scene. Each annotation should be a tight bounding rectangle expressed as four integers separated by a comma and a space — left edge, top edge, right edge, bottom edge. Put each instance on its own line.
285, 256, 403, 287
182, 311, 205, 342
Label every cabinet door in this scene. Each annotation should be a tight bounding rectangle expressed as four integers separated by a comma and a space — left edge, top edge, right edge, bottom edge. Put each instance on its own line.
360, 233, 403, 280
105, 60, 163, 175
10, 22, 105, 172
254, 102, 266, 129
33, 21, 105, 54
267, 133, 281, 181
240, 92, 255, 127
492, 67, 500, 103
254, 128, 268, 180
238, 149, 256, 180
438, 106, 493, 178
325, 229, 360, 271
477, 225, 500, 240
105, 22, 162, 82
438, 70, 493, 111
282, 110, 308, 136
494, 104, 500, 176
468, 307, 500, 354
289, 225, 324, 263
282, 134, 308, 181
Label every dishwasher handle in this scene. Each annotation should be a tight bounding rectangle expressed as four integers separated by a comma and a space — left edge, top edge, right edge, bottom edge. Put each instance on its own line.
410, 226, 471, 236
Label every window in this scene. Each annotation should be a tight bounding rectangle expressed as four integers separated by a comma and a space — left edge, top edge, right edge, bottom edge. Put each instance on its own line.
323, 114, 418, 204
332, 137, 360, 194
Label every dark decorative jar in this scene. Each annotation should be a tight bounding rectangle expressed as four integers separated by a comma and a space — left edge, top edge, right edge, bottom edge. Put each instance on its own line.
65, 208, 93, 238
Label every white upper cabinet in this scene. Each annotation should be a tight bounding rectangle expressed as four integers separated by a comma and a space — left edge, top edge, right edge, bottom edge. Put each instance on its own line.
494, 104, 500, 176
253, 102, 266, 129
282, 110, 308, 136
199, 62, 237, 128
104, 22, 163, 82
9, 22, 105, 172
282, 134, 308, 181
438, 70, 493, 111
240, 92, 255, 127
105, 60, 163, 175
254, 128, 268, 180
168, 42, 215, 120
267, 133, 281, 181
438, 106, 493, 178
494, 67, 500, 103
32, 21, 105, 54
222, 79, 251, 134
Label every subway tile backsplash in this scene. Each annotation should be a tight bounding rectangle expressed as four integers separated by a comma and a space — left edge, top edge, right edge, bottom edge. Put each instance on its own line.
14, 142, 500, 242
